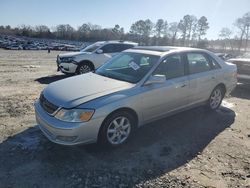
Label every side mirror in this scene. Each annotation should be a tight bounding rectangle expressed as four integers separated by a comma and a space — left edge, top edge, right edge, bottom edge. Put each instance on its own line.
144, 75, 166, 86
96, 49, 103, 54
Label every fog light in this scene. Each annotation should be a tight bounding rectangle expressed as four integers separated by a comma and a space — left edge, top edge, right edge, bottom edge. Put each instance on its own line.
56, 136, 77, 142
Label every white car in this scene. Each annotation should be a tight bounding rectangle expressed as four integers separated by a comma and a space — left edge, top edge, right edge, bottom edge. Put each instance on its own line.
56, 41, 138, 74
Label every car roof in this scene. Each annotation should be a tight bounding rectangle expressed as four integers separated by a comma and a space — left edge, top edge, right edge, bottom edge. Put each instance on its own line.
125, 46, 207, 56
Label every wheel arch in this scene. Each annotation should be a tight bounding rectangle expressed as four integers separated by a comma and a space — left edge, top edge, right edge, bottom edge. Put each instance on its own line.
97, 107, 139, 140
78, 60, 95, 70
215, 83, 226, 94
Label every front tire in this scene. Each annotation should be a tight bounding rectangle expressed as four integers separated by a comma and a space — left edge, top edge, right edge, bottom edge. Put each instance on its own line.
208, 86, 225, 110
76, 63, 93, 75
98, 111, 135, 147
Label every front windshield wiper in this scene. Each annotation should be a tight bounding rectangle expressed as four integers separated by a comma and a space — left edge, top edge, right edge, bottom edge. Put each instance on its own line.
95, 72, 112, 79
95, 72, 133, 83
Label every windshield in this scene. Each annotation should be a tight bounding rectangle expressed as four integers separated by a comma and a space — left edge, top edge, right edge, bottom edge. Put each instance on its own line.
96, 52, 160, 83
81, 42, 104, 52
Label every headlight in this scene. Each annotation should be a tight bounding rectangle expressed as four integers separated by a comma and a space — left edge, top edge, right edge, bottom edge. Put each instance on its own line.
61, 56, 75, 63
55, 108, 94, 122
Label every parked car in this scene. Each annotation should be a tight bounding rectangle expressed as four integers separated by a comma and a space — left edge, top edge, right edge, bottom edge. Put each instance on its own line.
215, 53, 234, 61
5, 44, 23, 50
56, 41, 138, 74
61, 44, 79, 51
227, 54, 250, 84
35, 46, 237, 147
23, 45, 39, 50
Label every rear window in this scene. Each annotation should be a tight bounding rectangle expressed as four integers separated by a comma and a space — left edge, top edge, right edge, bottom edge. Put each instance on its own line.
187, 53, 211, 74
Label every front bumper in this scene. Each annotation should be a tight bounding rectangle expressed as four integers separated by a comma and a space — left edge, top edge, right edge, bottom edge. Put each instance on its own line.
57, 62, 78, 74
35, 100, 105, 145
57, 58, 78, 73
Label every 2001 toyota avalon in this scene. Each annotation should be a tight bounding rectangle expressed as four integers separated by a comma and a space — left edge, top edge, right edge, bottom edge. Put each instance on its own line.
35, 46, 237, 147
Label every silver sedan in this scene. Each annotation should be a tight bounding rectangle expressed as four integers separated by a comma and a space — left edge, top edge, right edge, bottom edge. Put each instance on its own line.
35, 46, 237, 147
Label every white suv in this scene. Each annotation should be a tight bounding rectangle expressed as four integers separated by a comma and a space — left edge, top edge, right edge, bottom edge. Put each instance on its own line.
56, 41, 138, 74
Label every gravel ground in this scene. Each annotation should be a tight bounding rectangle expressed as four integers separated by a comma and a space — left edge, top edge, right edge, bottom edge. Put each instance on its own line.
0, 49, 249, 188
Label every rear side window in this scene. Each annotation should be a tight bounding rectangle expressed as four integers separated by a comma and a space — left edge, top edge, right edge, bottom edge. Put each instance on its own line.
187, 53, 211, 74
118, 44, 134, 51
101, 44, 115, 53
101, 44, 134, 53
209, 56, 221, 69
154, 54, 185, 79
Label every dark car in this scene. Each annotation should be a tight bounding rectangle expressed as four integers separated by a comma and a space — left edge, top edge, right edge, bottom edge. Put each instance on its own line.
227, 54, 250, 84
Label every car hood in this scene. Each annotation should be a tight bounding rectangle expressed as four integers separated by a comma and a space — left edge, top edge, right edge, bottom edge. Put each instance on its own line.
59, 51, 90, 57
43, 73, 134, 108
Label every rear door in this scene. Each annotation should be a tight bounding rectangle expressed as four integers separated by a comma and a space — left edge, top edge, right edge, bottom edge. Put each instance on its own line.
185, 52, 219, 105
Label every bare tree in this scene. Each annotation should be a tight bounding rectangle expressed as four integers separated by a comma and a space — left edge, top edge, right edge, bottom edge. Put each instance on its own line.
178, 15, 198, 46
243, 12, 250, 52
235, 17, 247, 52
55, 24, 75, 39
234, 12, 250, 52
178, 16, 189, 46
112, 24, 124, 39
18, 25, 33, 37
78, 24, 91, 32
130, 19, 153, 37
130, 19, 154, 44
168, 22, 179, 45
196, 16, 209, 42
35, 25, 51, 38
186, 15, 197, 44
154, 19, 168, 38
219, 27, 233, 51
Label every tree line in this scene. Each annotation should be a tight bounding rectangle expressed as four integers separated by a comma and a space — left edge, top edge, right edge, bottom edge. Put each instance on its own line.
0, 14, 209, 47
0, 12, 249, 52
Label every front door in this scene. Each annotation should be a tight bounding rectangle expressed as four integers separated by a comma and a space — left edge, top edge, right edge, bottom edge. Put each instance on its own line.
141, 53, 190, 122
94, 44, 120, 68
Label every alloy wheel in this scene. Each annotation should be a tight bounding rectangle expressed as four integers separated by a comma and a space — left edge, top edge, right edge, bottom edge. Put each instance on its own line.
106, 116, 131, 145
79, 64, 91, 74
210, 88, 222, 109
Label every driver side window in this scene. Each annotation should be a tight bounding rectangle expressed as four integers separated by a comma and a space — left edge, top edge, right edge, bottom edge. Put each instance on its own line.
153, 54, 185, 79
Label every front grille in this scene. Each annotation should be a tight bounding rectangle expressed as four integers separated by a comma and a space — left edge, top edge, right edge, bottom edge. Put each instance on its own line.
40, 94, 58, 115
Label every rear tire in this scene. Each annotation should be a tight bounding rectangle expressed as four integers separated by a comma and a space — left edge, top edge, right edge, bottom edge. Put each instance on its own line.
98, 111, 135, 148
207, 86, 225, 110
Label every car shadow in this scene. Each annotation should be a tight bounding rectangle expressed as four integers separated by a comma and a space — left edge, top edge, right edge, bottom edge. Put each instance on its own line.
0, 106, 235, 187
35, 74, 72, 84
230, 83, 250, 100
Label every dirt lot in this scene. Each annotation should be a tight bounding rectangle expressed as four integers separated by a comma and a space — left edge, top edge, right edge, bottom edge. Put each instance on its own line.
0, 49, 249, 188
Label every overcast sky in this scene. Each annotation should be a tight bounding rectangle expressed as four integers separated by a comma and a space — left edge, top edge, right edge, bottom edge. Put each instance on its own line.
0, 0, 249, 39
